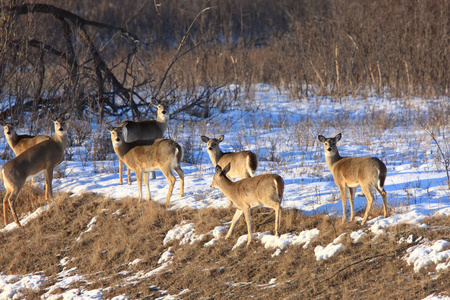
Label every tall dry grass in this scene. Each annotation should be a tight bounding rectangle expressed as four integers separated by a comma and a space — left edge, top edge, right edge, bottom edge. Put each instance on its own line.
1, 191, 449, 299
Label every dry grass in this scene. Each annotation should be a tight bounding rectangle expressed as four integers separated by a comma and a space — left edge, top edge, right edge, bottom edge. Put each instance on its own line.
1, 189, 449, 299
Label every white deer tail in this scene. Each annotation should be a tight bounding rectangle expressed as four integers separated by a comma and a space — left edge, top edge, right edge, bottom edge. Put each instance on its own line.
246, 152, 258, 177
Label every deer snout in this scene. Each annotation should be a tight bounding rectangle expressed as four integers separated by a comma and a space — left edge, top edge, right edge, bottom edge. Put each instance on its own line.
327, 147, 332, 152
162, 110, 166, 114
208, 147, 213, 151
115, 137, 120, 142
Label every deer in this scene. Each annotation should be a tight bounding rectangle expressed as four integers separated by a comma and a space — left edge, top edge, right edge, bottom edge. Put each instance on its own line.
201, 135, 258, 208
117, 98, 174, 185
1, 120, 51, 156
1, 113, 70, 227
210, 164, 284, 245
318, 133, 388, 225
106, 125, 184, 206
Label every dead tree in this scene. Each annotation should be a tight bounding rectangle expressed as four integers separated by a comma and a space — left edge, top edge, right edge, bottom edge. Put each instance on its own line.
0, 2, 146, 118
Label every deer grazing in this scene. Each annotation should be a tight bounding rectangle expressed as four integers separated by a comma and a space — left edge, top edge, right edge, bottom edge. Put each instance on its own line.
318, 133, 388, 225
1, 113, 70, 227
201, 135, 258, 208
106, 125, 184, 206
1, 120, 50, 156
211, 164, 284, 245
117, 98, 174, 185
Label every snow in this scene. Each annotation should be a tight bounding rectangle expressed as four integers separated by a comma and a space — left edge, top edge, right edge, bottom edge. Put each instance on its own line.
314, 233, 347, 261
403, 239, 450, 273
0, 275, 45, 299
1, 85, 450, 299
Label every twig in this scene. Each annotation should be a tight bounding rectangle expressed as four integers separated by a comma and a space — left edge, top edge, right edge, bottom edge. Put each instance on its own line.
426, 129, 450, 190
152, 5, 212, 103
317, 243, 416, 284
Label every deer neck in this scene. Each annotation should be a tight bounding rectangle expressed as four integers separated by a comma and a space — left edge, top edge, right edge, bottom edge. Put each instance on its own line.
209, 148, 224, 166
156, 114, 169, 133
325, 150, 343, 171
53, 131, 68, 151
216, 177, 235, 199
114, 140, 132, 158
6, 133, 19, 148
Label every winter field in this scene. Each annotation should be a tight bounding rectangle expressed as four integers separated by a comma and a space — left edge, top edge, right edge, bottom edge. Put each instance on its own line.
1, 85, 450, 299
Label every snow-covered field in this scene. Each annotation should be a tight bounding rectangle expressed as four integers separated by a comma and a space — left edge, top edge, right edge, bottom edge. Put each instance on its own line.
1, 85, 450, 299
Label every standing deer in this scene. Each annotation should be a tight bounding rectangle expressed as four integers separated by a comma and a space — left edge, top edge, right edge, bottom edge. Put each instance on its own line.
318, 133, 388, 225
1, 113, 70, 227
1, 120, 50, 156
106, 125, 184, 206
210, 164, 283, 245
117, 98, 174, 185
201, 135, 258, 208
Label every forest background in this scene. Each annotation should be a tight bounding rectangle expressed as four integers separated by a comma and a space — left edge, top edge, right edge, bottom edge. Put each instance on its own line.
0, 0, 448, 122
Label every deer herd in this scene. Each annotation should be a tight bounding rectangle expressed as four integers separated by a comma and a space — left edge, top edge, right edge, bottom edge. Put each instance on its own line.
0, 100, 390, 246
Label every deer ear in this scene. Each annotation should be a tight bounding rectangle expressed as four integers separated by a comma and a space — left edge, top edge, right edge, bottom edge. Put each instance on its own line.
335, 133, 342, 141
223, 163, 231, 174
318, 135, 326, 143
105, 124, 114, 132
215, 165, 222, 174
217, 135, 224, 142
201, 136, 209, 143
151, 97, 160, 106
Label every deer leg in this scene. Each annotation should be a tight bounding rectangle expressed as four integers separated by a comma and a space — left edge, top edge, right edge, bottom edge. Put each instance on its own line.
382, 189, 388, 218
44, 167, 54, 201
161, 169, 176, 207
376, 187, 388, 218
143, 172, 151, 201
243, 207, 252, 245
361, 186, 375, 225
3, 190, 11, 226
227, 200, 233, 210
127, 166, 131, 185
8, 191, 21, 227
150, 171, 156, 180
348, 187, 356, 221
136, 171, 143, 202
174, 166, 184, 197
119, 159, 123, 185
338, 186, 348, 223
226, 209, 243, 240
274, 202, 281, 236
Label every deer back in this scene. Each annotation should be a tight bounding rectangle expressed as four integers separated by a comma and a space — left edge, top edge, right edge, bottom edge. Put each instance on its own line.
220, 174, 283, 209
3, 139, 64, 181
332, 156, 387, 188
120, 138, 181, 173
119, 120, 165, 142
11, 135, 51, 156
118, 99, 172, 142
2, 123, 50, 156
217, 151, 257, 179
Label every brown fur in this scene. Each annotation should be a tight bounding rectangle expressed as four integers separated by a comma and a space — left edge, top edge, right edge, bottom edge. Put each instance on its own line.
107, 125, 184, 206
1, 120, 50, 156
211, 164, 283, 245
116, 99, 174, 185
318, 133, 388, 225
1, 114, 70, 227
201, 135, 258, 208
